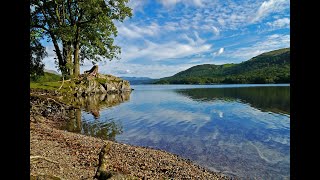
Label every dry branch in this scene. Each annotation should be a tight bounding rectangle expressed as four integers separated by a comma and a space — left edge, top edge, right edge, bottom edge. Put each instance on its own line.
94, 143, 112, 180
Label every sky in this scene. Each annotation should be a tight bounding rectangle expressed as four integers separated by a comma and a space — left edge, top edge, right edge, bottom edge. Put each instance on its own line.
42, 0, 290, 79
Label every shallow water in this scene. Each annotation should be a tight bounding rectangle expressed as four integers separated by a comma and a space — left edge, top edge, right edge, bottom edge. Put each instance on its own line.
65, 84, 290, 179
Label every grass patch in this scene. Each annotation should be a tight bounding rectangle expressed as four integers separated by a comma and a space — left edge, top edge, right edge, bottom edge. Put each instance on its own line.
31, 72, 62, 83
96, 78, 108, 84
30, 81, 75, 93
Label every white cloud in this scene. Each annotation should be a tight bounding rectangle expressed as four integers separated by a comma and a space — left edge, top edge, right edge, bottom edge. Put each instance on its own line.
217, 48, 224, 55
163, 22, 179, 31
192, 0, 204, 7
82, 61, 197, 78
120, 33, 212, 61
251, 0, 289, 23
43, 57, 58, 72
212, 26, 220, 36
158, 0, 204, 8
124, 41, 211, 61
128, 0, 148, 13
113, 69, 132, 75
226, 34, 290, 60
212, 47, 224, 56
266, 17, 290, 28
42, 0, 290, 79
117, 22, 160, 39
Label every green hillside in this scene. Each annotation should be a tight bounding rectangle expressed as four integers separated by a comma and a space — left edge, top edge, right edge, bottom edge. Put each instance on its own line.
155, 48, 290, 84
30, 72, 62, 83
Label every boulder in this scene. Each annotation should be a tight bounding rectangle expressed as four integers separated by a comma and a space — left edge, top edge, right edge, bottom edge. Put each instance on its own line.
73, 66, 132, 96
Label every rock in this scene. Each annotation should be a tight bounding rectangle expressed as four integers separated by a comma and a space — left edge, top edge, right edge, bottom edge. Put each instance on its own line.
72, 66, 132, 95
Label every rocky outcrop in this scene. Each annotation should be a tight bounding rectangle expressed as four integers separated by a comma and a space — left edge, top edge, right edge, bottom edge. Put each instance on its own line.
96, 74, 131, 93
73, 66, 132, 97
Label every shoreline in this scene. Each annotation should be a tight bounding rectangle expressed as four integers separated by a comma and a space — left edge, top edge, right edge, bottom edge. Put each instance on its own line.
30, 90, 231, 179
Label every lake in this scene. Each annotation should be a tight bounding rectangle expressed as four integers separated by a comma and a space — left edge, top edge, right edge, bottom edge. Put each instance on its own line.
63, 84, 290, 179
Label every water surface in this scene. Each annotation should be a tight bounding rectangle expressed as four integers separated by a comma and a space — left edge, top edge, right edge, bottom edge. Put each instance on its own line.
65, 84, 290, 179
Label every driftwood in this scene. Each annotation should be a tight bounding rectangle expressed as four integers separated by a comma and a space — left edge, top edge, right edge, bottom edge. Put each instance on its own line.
58, 76, 64, 91
30, 155, 60, 170
94, 143, 112, 180
84, 65, 99, 77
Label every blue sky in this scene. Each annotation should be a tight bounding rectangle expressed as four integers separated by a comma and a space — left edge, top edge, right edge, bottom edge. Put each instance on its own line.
42, 0, 290, 78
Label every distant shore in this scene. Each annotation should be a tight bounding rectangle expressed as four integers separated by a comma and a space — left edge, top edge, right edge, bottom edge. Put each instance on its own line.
30, 89, 231, 180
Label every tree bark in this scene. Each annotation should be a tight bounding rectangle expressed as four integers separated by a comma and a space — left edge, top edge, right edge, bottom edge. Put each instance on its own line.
63, 41, 73, 77
39, 8, 66, 76
95, 144, 112, 180
75, 108, 82, 131
84, 65, 99, 77
51, 33, 66, 75
73, 27, 81, 77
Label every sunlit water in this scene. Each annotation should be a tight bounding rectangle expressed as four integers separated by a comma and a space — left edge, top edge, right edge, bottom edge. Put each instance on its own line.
65, 84, 290, 179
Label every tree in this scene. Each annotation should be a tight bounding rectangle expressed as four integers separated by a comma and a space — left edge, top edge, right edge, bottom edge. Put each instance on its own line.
31, 0, 70, 76
31, 0, 132, 78
30, 29, 47, 81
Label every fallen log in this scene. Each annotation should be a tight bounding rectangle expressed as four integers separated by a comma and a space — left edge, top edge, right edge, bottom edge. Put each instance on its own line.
94, 143, 112, 180
84, 65, 99, 77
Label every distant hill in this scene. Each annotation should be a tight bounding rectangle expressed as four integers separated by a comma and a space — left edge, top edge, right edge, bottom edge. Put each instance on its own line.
31, 72, 62, 83
154, 48, 290, 84
121, 77, 157, 85
44, 69, 60, 75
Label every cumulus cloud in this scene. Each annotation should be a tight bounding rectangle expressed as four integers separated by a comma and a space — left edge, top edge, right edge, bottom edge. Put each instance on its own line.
266, 18, 290, 28
218, 48, 224, 54
114, 69, 132, 74
213, 48, 224, 56
119, 33, 212, 62
124, 41, 211, 61
251, 0, 289, 23
226, 34, 290, 60
158, 0, 204, 8
42, 0, 290, 78
82, 61, 199, 78
212, 26, 220, 36
128, 0, 148, 13
163, 22, 179, 31
117, 22, 160, 39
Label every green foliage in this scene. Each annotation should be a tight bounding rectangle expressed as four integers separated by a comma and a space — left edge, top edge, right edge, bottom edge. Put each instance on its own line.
31, 0, 132, 76
155, 48, 290, 84
31, 72, 62, 83
96, 78, 108, 85
30, 29, 46, 81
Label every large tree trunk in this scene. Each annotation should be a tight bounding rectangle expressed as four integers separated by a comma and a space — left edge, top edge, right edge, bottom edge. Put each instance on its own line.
73, 27, 81, 77
73, 43, 80, 77
50, 32, 67, 76
67, 49, 73, 76
63, 41, 73, 77
75, 108, 82, 131
39, 8, 67, 77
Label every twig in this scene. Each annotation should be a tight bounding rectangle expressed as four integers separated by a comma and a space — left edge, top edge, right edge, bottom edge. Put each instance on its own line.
58, 79, 71, 82
58, 76, 65, 91
31, 173, 63, 180
30, 156, 59, 165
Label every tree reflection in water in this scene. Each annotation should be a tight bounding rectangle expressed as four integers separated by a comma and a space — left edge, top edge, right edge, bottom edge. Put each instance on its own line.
176, 86, 290, 115
64, 92, 130, 140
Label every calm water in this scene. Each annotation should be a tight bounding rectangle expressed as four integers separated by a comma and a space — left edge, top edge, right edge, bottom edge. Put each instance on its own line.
64, 84, 290, 179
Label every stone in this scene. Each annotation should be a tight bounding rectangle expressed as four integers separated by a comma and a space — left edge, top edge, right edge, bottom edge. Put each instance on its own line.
72, 65, 132, 95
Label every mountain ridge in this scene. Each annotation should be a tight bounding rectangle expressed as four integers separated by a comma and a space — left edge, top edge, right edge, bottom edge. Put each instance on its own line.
154, 48, 290, 84
120, 76, 157, 85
